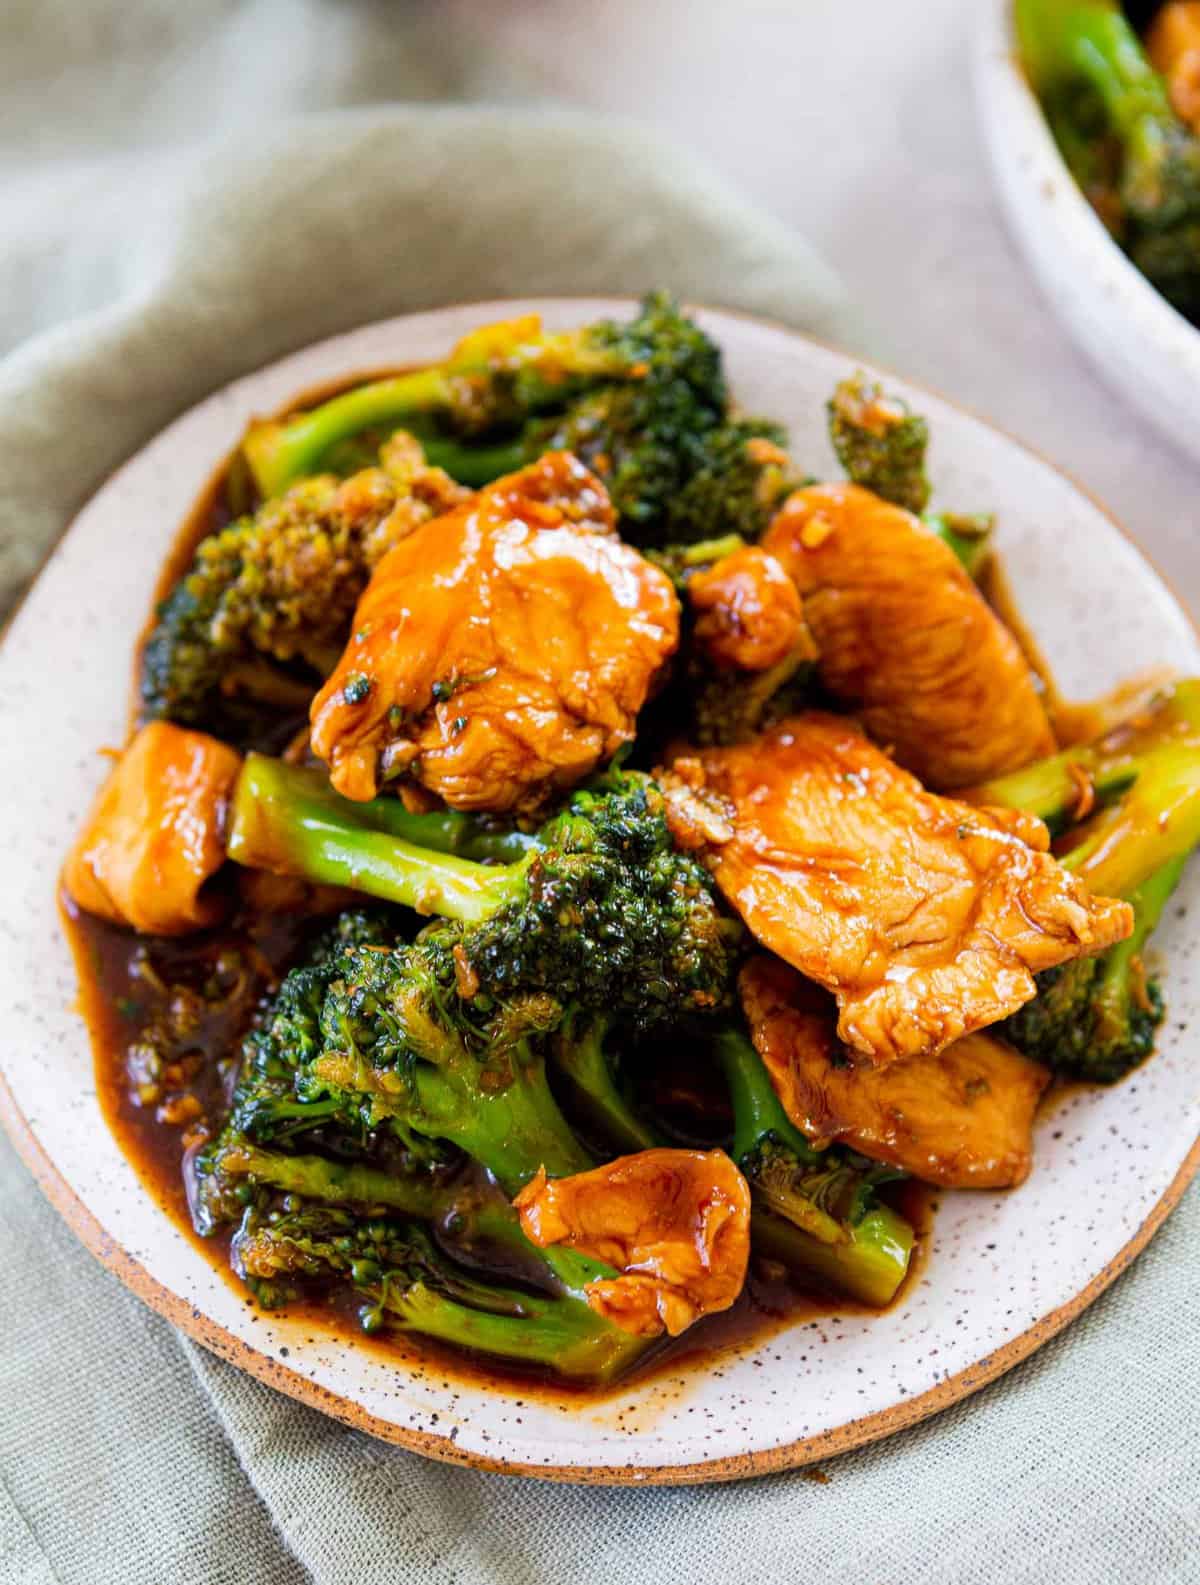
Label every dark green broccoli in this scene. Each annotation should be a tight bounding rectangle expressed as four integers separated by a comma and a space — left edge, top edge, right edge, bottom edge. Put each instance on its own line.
827, 373, 931, 515
242, 294, 796, 548
1129, 218, 1200, 321
713, 1028, 912, 1307
140, 433, 463, 740
267, 924, 591, 1193
548, 1009, 914, 1307
536, 408, 794, 548
192, 914, 654, 1380
242, 292, 726, 496
1018, 0, 1200, 321
974, 679, 1200, 1081
230, 1196, 644, 1379
228, 755, 739, 1029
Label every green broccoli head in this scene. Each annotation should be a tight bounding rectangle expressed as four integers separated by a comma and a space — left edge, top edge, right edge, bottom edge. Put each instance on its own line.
529, 294, 734, 544
1002, 860, 1178, 1084
660, 420, 797, 545
230, 1190, 648, 1380
140, 435, 463, 741
459, 770, 740, 1026
827, 373, 931, 514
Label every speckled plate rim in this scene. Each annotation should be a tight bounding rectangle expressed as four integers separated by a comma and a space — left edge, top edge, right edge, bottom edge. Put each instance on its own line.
3, 298, 1199, 1486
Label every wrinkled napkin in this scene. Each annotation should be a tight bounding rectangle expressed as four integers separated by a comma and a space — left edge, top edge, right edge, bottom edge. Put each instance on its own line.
2, 8, 1198, 1585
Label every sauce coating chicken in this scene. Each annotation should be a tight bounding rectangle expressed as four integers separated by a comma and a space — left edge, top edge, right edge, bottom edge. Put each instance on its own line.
514, 1150, 751, 1338
63, 722, 241, 934
661, 713, 1132, 1065
310, 452, 680, 811
762, 482, 1054, 787
740, 956, 1051, 1189
1147, 2, 1200, 134
688, 544, 813, 672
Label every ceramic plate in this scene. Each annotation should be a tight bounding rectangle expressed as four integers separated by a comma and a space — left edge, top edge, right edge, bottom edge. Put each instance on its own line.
2, 301, 1198, 1485
973, 0, 1200, 467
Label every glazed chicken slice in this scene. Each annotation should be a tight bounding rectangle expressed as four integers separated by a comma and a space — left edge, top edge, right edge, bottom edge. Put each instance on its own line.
514, 1150, 751, 1338
762, 482, 1054, 787
740, 956, 1051, 1189
310, 452, 680, 812
661, 713, 1132, 1065
63, 722, 241, 934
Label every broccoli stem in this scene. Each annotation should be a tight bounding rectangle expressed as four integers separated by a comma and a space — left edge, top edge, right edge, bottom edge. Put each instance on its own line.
244, 368, 462, 498
420, 435, 527, 486
1019, 1, 1173, 139
1092, 855, 1185, 1039
750, 1205, 916, 1309
970, 679, 1200, 840
411, 1061, 594, 1195
549, 1012, 659, 1153
715, 1029, 913, 1305
924, 512, 994, 578
229, 754, 532, 921
217, 1143, 439, 1219
384, 1280, 646, 1382
241, 324, 626, 497
715, 1028, 823, 1169
969, 746, 1138, 835
1064, 744, 1200, 897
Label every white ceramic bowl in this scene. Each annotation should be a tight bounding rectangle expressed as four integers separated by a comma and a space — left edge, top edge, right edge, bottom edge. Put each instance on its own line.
973, 0, 1200, 466
2, 300, 1199, 1484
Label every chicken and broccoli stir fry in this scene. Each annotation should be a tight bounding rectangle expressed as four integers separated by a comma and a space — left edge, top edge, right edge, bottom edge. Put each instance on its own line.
62, 296, 1200, 1387
1018, 0, 1200, 325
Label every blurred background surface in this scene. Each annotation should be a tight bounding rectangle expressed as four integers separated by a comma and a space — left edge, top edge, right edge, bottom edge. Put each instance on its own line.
4, 0, 1194, 597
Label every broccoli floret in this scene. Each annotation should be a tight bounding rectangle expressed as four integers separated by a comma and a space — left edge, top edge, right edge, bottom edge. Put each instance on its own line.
240, 293, 797, 548
287, 925, 592, 1193
228, 1190, 646, 1380
242, 292, 727, 499
713, 1027, 912, 1306
1003, 860, 1178, 1082
976, 679, 1200, 1080
141, 434, 461, 741
228, 756, 740, 1030
828, 373, 931, 515
1018, 0, 1200, 320
193, 916, 653, 1380
547, 1008, 914, 1307
684, 646, 817, 749
657, 421, 797, 544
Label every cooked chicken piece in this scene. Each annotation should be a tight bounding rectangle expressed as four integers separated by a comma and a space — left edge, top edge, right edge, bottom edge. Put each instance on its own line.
63, 722, 241, 934
1147, 2, 1200, 133
687, 544, 814, 672
309, 452, 680, 811
514, 1150, 751, 1338
661, 713, 1132, 1065
740, 956, 1051, 1189
762, 483, 1054, 787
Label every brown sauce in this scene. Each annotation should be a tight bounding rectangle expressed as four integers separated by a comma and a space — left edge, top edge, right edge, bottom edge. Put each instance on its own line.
62, 895, 934, 1402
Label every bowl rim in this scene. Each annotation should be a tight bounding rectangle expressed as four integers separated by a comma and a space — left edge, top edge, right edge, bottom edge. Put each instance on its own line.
973, 0, 1200, 372
4, 296, 1200, 1486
